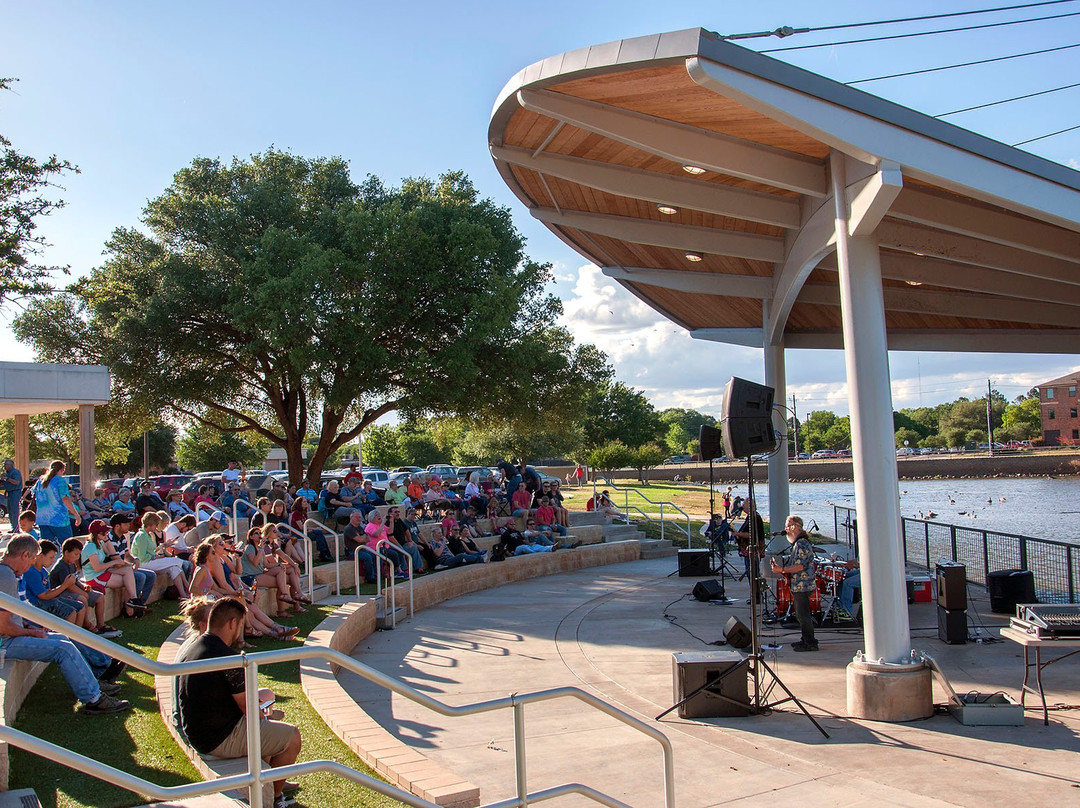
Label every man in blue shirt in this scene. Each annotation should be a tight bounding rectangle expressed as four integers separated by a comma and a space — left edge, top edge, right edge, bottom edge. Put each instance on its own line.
2, 460, 22, 531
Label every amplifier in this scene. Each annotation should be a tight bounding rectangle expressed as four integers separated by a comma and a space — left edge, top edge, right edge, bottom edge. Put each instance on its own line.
936, 561, 967, 611
678, 549, 711, 577
671, 651, 750, 718
937, 605, 967, 644
987, 569, 1036, 614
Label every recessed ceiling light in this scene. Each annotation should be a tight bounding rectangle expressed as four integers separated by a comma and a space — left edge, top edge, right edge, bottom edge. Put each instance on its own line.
685, 252, 703, 262
682, 165, 707, 175
657, 204, 678, 215
906, 280, 923, 286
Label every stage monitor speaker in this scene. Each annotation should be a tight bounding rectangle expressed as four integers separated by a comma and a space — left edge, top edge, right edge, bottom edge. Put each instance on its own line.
678, 549, 711, 577
692, 579, 725, 601
936, 561, 967, 611
723, 616, 752, 649
987, 569, 1036, 614
672, 651, 750, 718
699, 424, 723, 462
721, 376, 776, 460
937, 605, 967, 644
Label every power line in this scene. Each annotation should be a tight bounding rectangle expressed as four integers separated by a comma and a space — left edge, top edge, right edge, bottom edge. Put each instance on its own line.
935, 81, 1080, 116
761, 10, 1080, 53
846, 42, 1080, 85
720, 0, 1077, 41
1013, 123, 1080, 145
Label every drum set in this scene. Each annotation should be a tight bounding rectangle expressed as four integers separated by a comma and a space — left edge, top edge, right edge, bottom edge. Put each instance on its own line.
769, 552, 856, 626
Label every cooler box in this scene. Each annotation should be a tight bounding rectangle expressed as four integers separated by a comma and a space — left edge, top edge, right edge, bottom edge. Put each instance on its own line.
909, 575, 933, 603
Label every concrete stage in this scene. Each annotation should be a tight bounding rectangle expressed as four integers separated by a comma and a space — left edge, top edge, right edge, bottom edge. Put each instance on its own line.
338, 557, 1080, 807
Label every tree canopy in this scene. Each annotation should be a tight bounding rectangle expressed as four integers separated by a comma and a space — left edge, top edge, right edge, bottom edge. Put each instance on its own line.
14, 150, 595, 483
0, 78, 78, 306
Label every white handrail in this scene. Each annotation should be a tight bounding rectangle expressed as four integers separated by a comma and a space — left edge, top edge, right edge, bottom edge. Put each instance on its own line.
194, 501, 226, 531
273, 521, 314, 602
377, 537, 414, 619
305, 518, 341, 596
592, 475, 693, 547
231, 497, 258, 527
0, 592, 674, 808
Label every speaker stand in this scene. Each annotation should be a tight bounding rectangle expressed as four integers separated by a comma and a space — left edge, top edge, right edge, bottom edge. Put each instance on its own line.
706, 459, 737, 604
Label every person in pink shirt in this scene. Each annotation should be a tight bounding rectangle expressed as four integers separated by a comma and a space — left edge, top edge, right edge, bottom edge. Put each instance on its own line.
511, 482, 533, 518
363, 510, 409, 579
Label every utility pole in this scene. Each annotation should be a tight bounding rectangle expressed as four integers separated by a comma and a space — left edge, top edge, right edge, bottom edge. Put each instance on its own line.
986, 379, 994, 457
142, 430, 150, 479
791, 394, 799, 460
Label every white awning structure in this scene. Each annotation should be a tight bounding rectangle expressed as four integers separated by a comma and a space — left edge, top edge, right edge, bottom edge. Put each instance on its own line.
0, 362, 111, 498
488, 28, 1080, 720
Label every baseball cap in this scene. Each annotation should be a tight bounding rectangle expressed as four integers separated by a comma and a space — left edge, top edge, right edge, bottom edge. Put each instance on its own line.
109, 513, 133, 527
88, 519, 110, 535
210, 510, 228, 524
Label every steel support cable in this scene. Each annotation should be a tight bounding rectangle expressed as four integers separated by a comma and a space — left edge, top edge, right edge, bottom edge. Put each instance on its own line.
720, 0, 1078, 41
846, 42, 1080, 84
760, 10, 1080, 52
935, 81, 1080, 116
1013, 123, 1080, 145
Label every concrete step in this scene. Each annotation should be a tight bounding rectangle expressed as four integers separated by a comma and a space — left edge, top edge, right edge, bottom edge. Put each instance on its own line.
309, 581, 332, 603
375, 594, 408, 630
639, 539, 678, 560
602, 524, 643, 540
568, 511, 607, 526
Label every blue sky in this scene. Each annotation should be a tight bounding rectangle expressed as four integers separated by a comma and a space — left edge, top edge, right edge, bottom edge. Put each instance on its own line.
3, 1, 1079, 418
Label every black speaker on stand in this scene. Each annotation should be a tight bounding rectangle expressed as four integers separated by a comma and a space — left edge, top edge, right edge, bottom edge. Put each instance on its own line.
721, 377, 777, 459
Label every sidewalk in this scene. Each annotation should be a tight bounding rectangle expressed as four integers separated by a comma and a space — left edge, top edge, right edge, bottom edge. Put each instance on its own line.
338, 557, 1079, 807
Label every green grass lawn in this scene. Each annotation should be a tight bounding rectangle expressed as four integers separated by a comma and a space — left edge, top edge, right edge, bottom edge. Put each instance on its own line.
11, 597, 404, 808
562, 481, 720, 518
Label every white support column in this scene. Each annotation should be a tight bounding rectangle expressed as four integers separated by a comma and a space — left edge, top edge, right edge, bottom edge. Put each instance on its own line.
762, 301, 790, 548
14, 415, 30, 480
78, 405, 95, 497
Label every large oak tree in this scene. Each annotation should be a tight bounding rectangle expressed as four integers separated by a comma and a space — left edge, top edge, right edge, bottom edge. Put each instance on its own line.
15, 150, 594, 482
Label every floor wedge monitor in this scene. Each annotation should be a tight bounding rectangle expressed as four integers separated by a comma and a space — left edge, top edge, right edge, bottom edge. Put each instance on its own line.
722, 376, 776, 459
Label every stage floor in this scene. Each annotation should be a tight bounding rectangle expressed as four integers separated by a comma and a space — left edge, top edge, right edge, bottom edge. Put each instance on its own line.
338, 556, 1080, 807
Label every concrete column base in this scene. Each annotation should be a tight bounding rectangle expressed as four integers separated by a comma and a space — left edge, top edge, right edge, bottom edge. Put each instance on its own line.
847, 658, 933, 722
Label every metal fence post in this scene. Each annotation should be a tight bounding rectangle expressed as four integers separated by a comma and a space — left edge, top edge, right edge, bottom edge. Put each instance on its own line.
982, 534, 990, 587
923, 522, 930, 570
245, 656, 263, 808
660, 503, 665, 544
1019, 537, 1029, 571
1068, 548, 1076, 603
514, 700, 528, 807
950, 525, 958, 562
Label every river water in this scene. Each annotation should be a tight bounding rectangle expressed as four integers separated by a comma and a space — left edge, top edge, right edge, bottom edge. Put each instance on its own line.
716, 476, 1080, 545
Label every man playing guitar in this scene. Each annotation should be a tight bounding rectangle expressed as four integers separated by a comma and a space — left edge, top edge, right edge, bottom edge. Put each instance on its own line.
770, 515, 818, 652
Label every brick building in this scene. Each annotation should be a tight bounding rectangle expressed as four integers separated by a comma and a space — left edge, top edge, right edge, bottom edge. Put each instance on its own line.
1037, 370, 1080, 446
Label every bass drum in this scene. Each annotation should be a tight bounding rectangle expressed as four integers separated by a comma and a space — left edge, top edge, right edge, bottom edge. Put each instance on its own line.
775, 577, 822, 616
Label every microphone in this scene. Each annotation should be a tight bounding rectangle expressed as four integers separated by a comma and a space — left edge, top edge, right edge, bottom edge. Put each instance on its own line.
769, 529, 787, 536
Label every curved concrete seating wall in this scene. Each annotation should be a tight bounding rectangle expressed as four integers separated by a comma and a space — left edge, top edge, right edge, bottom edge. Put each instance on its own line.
300, 539, 641, 808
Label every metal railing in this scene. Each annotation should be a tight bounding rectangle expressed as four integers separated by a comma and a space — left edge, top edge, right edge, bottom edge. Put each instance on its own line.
0, 592, 674, 808
376, 538, 414, 620
272, 521, 315, 602
232, 497, 259, 529
833, 504, 1080, 603
591, 476, 693, 545
305, 518, 341, 596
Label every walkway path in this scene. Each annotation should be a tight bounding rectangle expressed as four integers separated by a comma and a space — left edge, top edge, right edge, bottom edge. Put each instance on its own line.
339, 557, 1079, 807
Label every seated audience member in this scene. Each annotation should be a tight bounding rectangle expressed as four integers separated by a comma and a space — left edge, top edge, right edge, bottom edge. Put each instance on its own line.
511, 482, 534, 518
166, 489, 195, 520
106, 512, 156, 606
259, 525, 309, 609
342, 511, 377, 583
184, 509, 231, 549
590, 490, 622, 520
249, 497, 272, 529
400, 508, 438, 571
548, 480, 570, 527
0, 534, 130, 714
363, 510, 409, 579
267, 499, 289, 527
386, 508, 422, 573
112, 487, 136, 514
51, 537, 119, 636
427, 526, 471, 570
289, 496, 333, 562
174, 597, 302, 807
85, 489, 111, 519
522, 519, 555, 547
406, 476, 425, 505
164, 514, 197, 559
535, 497, 568, 538
193, 485, 218, 511
422, 480, 451, 513
135, 480, 166, 514
462, 473, 482, 507
446, 525, 486, 563
342, 463, 363, 489
384, 479, 407, 505
322, 480, 354, 523
295, 480, 318, 505
356, 480, 385, 515
81, 519, 148, 618
457, 506, 482, 539
18, 510, 41, 540
24, 539, 90, 629
219, 483, 246, 512
129, 511, 191, 598
267, 479, 290, 507
153, 510, 194, 576
240, 527, 292, 598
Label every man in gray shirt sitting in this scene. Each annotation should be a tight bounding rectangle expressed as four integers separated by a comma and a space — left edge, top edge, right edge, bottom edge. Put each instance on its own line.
0, 534, 129, 714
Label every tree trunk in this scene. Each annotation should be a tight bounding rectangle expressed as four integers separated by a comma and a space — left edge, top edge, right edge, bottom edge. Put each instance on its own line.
285, 440, 307, 486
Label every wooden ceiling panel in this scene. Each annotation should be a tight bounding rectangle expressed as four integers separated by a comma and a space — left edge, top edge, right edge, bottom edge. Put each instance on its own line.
576, 231, 774, 277
624, 282, 764, 329
551, 65, 830, 159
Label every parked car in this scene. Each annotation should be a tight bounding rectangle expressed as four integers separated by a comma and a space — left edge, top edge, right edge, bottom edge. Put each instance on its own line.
456, 466, 494, 484
837, 449, 853, 458
180, 478, 223, 507
391, 466, 425, 474
94, 477, 127, 498
426, 464, 460, 484
388, 471, 414, 487
811, 450, 836, 459
796, 452, 811, 460
151, 474, 193, 498
896, 447, 915, 456
362, 469, 390, 489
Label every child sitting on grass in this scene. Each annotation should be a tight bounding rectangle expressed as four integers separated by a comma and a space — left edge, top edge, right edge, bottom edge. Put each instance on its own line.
50, 537, 120, 637
24, 540, 90, 630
